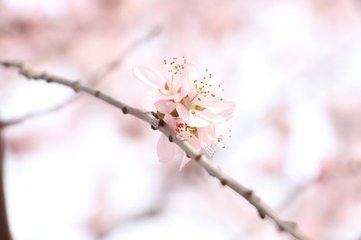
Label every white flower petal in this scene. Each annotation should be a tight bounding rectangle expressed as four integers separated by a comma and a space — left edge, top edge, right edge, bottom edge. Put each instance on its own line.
133, 66, 165, 89
176, 104, 210, 127
198, 99, 235, 122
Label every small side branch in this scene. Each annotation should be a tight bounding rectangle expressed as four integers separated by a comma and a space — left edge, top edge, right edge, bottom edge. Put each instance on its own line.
0, 61, 308, 240
0, 27, 161, 129
89, 26, 162, 83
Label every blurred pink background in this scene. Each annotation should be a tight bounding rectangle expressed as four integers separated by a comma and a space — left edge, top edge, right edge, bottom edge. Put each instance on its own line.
1, 0, 361, 239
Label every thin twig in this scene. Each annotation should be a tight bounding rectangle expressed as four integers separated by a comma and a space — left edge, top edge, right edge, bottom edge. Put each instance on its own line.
0, 61, 308, 240
0, 26, 161, 129
0, 122, 12, 240
88, 26, 162, 83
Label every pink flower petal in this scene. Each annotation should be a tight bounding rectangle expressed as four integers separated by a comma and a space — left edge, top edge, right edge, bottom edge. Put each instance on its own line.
179, 155, 191, 170
157, 134, 183, 163
163, 114, 177, 130
187, 135, 202, 150
154, 99, 176, 114
198, 125, 217, 147
177, 68, 191, 101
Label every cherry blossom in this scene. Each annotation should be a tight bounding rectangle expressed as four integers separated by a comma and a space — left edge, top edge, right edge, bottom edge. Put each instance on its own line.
134, 57, 234, 168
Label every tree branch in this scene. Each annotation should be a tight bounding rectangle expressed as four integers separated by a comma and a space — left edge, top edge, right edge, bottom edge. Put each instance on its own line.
0, 61, 308, 240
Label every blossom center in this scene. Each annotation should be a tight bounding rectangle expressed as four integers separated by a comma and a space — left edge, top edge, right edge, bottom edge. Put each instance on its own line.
180, 95, 206, 114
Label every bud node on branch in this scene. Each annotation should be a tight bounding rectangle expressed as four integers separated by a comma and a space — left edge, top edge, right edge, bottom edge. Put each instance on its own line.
244, 190, 253, 198
158, 119, 166, 127
151, 112, 160, 119
258, 209, 266, 219
220, 179, 227, 186
122, 107, 128, 114
71, 81, 81, 92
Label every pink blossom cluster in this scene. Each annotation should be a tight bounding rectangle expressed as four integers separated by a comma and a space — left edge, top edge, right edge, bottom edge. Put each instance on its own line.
134, 57, 234, 168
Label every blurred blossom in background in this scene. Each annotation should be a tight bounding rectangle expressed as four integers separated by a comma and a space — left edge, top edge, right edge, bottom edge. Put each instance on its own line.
1, 0, 361, 239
